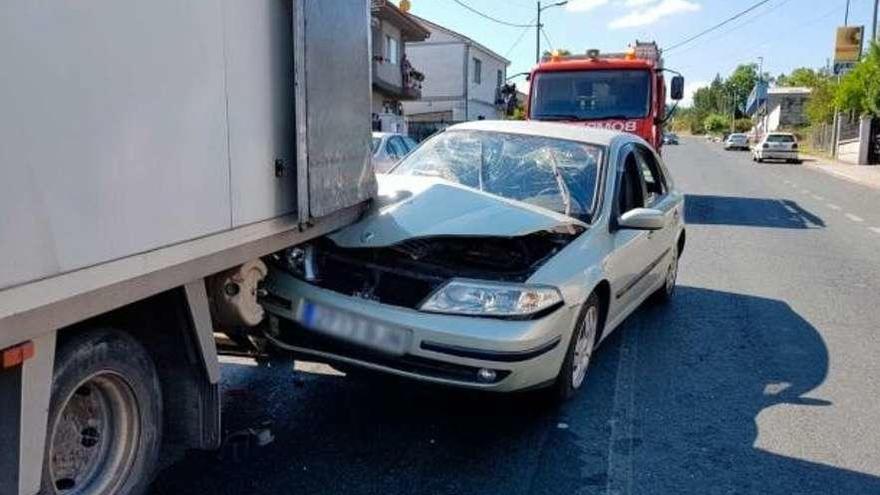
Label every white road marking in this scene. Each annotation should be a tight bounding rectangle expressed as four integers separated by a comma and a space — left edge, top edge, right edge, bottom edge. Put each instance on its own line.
827, 203, 842, 211
801, 189, 811, 195
846, 213, 865, 223
870, 227, 880, 235
812, 194, 825, 201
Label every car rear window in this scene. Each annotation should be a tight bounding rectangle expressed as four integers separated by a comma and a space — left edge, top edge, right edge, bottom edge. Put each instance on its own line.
767, 134, 795, 143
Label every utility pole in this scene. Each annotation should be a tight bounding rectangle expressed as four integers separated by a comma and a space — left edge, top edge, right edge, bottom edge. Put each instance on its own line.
536, 1, 542, 64
536, 1, 568, 64
845, 0, 851, 26
730, 90, 737, 134
872, 0, 878, 41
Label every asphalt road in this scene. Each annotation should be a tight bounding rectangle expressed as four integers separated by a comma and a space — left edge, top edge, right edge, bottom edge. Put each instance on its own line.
151, 137, 880, 495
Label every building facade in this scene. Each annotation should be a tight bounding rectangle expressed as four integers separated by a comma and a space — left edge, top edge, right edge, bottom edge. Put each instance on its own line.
746, 83, 811, 137
370, 0, 430, 133
402, 16, 510, 124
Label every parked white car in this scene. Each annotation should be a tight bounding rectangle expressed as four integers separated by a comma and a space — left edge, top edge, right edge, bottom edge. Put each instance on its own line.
724, 133, 749, 150
752, 132, 801, 163
263, 121, 686, 400
372, 132, 418, 173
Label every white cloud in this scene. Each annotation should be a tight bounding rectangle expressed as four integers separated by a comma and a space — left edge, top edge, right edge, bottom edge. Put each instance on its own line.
565, 0, 610, 12
623, 0, 658, 6
609, 0, 700, 29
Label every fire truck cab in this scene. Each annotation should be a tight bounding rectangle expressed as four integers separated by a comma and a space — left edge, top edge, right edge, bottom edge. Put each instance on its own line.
527, 41, 684, 152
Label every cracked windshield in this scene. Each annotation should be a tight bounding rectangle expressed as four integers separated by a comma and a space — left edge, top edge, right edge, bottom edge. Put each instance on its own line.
3, 1, 880, 495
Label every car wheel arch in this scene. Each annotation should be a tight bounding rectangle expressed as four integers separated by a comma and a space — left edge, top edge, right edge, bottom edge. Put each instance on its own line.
590, 280, 611, 344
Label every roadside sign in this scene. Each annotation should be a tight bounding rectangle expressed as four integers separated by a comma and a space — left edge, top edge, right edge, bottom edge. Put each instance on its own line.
833, 26, 864, 74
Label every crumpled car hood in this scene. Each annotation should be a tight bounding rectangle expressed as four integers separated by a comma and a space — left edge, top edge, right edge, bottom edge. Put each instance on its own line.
329, 174, 587, 248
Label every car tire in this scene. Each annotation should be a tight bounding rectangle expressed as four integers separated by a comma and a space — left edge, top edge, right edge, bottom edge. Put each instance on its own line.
650, 247, 678, 304
552, 292, 602, 401
41, 329, 162, 495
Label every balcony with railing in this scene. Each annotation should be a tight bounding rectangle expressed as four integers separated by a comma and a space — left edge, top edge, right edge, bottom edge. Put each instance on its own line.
373, 54, 424, 101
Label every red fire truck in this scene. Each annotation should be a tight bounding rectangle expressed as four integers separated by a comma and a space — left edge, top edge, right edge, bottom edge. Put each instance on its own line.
526, 41, 684, 152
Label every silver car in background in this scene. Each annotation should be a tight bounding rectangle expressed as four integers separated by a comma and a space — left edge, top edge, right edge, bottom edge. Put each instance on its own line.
372, 132, 418, 173
752, 132, 801, 163
265, 121, 686, 400
724, 133, 749, 150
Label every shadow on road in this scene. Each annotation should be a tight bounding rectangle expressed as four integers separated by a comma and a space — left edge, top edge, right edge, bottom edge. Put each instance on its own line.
151, 287, 880, 495
685, 194, 825, 229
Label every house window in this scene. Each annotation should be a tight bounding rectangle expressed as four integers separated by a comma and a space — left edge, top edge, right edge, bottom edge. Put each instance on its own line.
473, 58, 482, 84
497, 69, 503, 88
385, 35, 399, 65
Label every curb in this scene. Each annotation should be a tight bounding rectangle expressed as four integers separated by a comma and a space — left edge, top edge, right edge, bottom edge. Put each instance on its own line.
800, 155, 880, 191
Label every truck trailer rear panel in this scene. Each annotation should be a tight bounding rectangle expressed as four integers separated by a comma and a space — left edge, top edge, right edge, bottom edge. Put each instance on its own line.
0, 0, 376, 293
0, 2, 375, 494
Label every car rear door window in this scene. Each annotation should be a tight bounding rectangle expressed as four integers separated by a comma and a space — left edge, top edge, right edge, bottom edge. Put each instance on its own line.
618, 151, 645, 214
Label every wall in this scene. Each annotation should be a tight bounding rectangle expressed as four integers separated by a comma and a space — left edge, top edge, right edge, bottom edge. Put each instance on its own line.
838, 140, 861, 164
466, 45, 506, 119
372, 20, 403, 90
404, 42, 465, 101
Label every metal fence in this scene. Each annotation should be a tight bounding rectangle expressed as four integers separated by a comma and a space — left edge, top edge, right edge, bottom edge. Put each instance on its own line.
838, 114, 861, 142
809, 123, 835, 154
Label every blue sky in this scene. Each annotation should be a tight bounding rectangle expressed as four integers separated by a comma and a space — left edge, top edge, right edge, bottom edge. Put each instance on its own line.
408, 0, 877, 105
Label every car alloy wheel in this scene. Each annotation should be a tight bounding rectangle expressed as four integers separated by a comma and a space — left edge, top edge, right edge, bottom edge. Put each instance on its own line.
664, 249, 678, 297
571, 303, 598, 389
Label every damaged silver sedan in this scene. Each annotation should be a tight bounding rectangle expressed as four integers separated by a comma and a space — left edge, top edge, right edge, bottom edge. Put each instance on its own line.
263, 120, 685, 399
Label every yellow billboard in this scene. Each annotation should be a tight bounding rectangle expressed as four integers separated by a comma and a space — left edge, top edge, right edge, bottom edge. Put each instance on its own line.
834, 26, 864, 64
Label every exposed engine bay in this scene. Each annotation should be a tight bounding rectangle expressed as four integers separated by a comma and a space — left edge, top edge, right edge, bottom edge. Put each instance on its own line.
270, 232, 578, 310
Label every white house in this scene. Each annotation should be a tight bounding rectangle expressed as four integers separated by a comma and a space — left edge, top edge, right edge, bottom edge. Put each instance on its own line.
370, 0, 430, 133
402, 16, 510, 123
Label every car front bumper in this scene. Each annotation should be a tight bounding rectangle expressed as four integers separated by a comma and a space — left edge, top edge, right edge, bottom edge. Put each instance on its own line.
262, 271, 580, 392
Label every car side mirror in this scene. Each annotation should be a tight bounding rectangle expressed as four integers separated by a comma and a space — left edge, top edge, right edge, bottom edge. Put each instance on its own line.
618, 208, 666, 230
670, 75, 685, 101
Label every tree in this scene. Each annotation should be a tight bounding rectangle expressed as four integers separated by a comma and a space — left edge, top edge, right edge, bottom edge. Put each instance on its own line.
835, 41, 880, 117
724, 64, 759, 116
805, 77, 838, 124
777, 68, 823, 88
703, 113, 728, 134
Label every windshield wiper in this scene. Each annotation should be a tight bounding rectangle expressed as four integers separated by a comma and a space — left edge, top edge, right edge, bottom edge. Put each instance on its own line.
546, 149, 572, 217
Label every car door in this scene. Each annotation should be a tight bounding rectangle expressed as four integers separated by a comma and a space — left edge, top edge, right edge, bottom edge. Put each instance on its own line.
605, 145, 657, 326
634, 144, 678, 290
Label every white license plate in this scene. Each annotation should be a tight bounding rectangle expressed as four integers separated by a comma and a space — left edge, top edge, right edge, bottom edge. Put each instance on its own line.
295, 300, 411, 355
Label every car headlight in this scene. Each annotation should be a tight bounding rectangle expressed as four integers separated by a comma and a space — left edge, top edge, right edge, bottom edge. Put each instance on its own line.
420, 279, 563, 317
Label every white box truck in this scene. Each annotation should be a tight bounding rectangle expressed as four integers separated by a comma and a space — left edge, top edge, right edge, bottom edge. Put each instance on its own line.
0, 1, 375, 493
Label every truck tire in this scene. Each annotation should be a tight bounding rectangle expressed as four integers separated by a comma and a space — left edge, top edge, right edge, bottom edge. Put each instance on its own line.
41, 329, 162, 495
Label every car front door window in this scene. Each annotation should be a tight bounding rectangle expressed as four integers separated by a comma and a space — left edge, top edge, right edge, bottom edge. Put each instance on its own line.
618, 152, 645, 215
634, 146, 666, 207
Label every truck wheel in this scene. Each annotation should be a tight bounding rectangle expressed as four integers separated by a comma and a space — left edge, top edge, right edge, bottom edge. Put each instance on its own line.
41, 329, 162, 495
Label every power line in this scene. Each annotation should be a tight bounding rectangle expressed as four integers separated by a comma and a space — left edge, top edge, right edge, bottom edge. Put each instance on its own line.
665, 0, 774, 53
449, 0, 536, 28
669, 0, 794, 58
504, 18, 537, 58
541, 27, 555, 53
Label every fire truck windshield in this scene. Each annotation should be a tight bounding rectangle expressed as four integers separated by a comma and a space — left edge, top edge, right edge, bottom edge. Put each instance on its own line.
531, 70, 651, 121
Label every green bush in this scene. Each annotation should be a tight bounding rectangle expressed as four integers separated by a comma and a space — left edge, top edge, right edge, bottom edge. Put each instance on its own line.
703, 113, 728, 134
